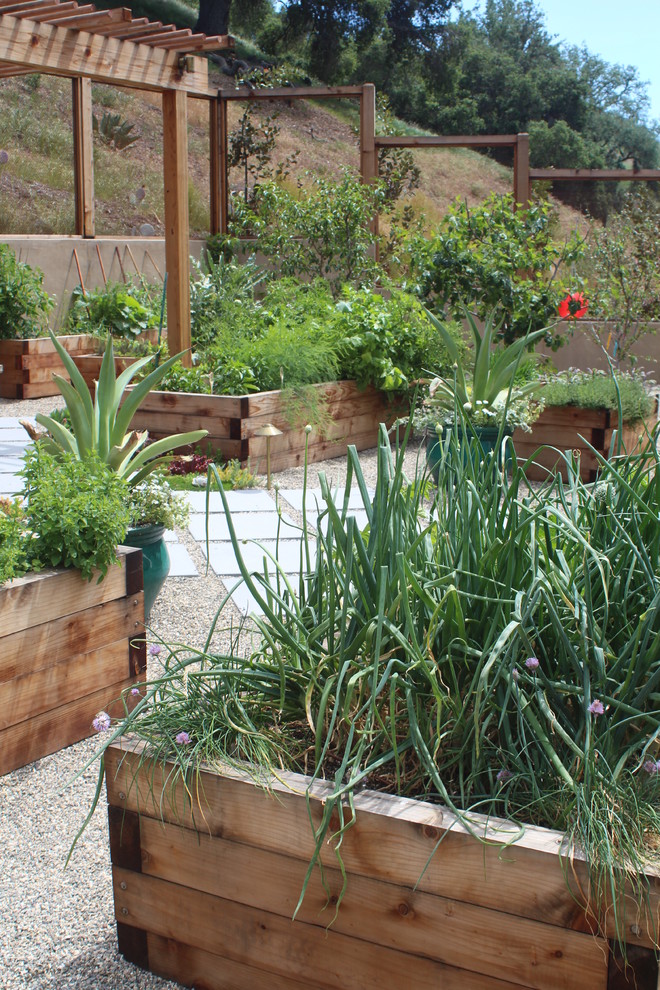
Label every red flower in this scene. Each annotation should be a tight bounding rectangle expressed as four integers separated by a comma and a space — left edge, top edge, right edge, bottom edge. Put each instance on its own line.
558, 292, 588, 320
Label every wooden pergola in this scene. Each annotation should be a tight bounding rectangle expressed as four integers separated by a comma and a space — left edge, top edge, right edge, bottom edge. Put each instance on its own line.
0, 0, 233, 361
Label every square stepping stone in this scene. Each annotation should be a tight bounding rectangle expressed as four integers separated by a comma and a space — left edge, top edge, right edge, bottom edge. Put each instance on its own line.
0, 441, 30, 457
0, 474, 23, 496
219, 573, 307, 616
0, 427, 33, 442
183, 490, 276, 514
279, 487, 373, 527
202, 539, 316, 577
166, 543, 199, 577
188, 510, 299, 543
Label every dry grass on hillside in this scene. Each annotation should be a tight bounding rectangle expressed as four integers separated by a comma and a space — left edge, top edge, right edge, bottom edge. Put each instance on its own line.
0, 69, 589, 243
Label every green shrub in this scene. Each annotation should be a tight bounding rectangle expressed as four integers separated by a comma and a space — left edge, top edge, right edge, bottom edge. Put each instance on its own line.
230, 172, 383, 296
540, 369, 656, 421
0, 244, 53, 340
232, 279, 340, 391
20, 449, 131, 582
421, 193, 585, 346
582, 187, 660, 369
0, 497, 30, 584
190, 253, 266, 352
335, 286, 462, 391
64, 277, 161, 342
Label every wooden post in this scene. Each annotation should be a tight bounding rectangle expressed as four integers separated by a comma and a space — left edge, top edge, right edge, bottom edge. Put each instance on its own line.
72, 76, 95, 237
162, 89, 191, 364
360, 83, 377, 184
210, 92, 228, 236
514, 132, 530, 209
360, 83, 378, 242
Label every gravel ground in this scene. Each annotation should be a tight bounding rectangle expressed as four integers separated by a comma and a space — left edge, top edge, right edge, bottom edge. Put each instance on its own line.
0, 394, 423, 990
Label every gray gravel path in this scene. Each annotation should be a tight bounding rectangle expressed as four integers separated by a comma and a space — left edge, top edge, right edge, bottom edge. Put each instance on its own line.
0, 394, 422, 990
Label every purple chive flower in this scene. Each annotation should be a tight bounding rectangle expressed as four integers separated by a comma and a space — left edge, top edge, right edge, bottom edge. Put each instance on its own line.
131, 687, 141, 696
92, 711, 111, 733
525, 657, 540, 671
175, 731, 191, 746
496, 768, 513, 784
588, 699, 604, 716
643, 759, 660, 775
148, 644, 162, 656
511, 668, 519, 683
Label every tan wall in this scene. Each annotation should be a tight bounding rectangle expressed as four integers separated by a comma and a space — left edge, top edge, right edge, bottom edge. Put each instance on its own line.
1, 236, 206, 329
541, 321, 660, 379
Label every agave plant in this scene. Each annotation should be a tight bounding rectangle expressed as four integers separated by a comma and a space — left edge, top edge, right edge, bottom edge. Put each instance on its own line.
423, 309, 548, 431
34, 332, 207, 486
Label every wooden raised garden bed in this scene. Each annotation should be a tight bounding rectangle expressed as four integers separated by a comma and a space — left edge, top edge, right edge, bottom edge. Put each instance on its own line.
105, 739, 659, 990
72, 352, 141, 392
129, 380, 405, 472
513, 406, 658, 482
0, 546, 146, 776
0, 334, 96, 399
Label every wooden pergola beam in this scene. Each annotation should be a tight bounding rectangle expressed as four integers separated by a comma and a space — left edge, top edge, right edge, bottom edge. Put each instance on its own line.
0, 11, 209, 92
220, 85, 364, 101
530, 168, 660, 182
375, 134, 519, 148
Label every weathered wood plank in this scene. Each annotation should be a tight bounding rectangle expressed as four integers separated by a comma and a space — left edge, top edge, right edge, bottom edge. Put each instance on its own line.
134, 390, 243, 418
0, 639, 135, 730
0, 335, 94, 356
127, 409, 233, 440
263, 428, 389, 472
245, 380, 375, 419
0, 678, 142, 775
112, 867, 526, 990
138, 816, 608, 990
0, 364, 68, 384
247, 413, 393, 458
145, 932, 318, 990
0, 551, 134, 639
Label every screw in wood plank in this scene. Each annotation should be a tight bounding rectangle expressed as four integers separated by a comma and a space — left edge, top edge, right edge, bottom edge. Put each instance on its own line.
121, 907, 129, 916
120, 882, 127, 890
118, 791, 126, 801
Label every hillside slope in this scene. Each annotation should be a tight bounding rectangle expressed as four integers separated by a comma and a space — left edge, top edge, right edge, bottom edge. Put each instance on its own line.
0, 69, 585, 240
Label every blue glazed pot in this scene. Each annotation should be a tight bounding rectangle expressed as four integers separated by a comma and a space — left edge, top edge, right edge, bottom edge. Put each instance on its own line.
123, 524, 170, 621
426, 424, 513, 483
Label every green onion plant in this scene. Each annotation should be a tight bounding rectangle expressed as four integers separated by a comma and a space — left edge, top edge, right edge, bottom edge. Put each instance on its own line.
74, 409, 660, 950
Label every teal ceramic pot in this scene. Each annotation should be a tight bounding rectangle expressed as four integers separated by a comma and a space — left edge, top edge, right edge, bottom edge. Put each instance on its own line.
426, 424, 513, 483
122, 524, 170, 621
